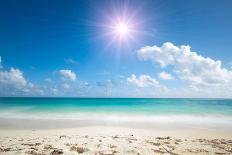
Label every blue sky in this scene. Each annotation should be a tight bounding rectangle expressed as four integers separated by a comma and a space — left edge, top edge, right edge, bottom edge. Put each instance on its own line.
0, 0, 232, 97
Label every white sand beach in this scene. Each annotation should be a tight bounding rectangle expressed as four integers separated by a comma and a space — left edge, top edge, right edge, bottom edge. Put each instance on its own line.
0, 118, 232, 155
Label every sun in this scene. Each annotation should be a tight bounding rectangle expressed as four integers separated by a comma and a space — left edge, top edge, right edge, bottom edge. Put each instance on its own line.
99, 4, 144, 47
114, 23, 129, 36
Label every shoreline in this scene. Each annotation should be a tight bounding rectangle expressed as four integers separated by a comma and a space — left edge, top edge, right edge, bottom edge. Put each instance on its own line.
0, 113, 232, 125
0, 125, 232, 139
0, 117, 232, 139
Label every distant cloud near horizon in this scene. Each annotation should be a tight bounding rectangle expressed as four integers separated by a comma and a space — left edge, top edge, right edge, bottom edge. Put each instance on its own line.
58, 69, 77, 81
127, 74, 159, 88
0, 61, 43, 96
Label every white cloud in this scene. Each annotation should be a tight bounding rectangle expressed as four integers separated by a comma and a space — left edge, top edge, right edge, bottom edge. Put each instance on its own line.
0, 57, 44, 96
127, 74, 169, 97
0, 57, 89, 96
127, 74, 159, 87
58, 69, 76, 81
158, 71, 174, 80
137, 42, 232, 97
0, 68, 27, 88
0, 67, 43, 95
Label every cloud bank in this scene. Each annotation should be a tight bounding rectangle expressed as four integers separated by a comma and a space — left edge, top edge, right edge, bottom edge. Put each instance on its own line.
137, 42, 232, 97
0, 57, 80, 96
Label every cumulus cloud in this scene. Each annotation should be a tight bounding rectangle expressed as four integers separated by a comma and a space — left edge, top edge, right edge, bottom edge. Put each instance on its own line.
127, 74, 159, 87
158, 71, 174, 80
58, 69, 76, 81
137, 42, 232, 96
0, 68, 27, 88
0, 67, 43, 96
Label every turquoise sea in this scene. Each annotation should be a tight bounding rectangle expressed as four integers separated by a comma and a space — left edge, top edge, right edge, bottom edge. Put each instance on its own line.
0, 98, 232, 124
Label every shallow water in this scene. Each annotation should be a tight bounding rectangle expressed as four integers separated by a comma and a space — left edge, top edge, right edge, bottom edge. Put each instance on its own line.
0, 98, 232, 124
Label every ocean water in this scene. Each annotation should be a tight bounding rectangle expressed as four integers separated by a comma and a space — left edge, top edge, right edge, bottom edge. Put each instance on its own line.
0, 98, 232, 124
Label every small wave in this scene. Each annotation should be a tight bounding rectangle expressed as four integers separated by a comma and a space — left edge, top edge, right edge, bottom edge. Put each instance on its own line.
0, 111, 231, 125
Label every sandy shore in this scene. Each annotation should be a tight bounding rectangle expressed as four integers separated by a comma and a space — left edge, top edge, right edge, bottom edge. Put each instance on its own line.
0, 126, 232, 155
